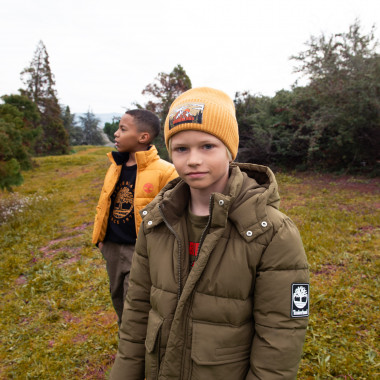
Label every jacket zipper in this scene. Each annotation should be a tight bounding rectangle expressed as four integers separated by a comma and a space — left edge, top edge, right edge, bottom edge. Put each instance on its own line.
182, 195, 214, 380
194, 195, 214, 263
158, 205, 183, 301
156, 328, 161, 379
159, 196, 215, 379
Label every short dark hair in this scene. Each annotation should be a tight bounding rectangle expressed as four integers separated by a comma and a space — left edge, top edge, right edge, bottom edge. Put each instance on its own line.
125, 109, 160, 143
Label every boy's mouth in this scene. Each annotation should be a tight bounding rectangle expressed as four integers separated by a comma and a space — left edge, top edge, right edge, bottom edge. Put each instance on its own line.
186, 172, 207, 178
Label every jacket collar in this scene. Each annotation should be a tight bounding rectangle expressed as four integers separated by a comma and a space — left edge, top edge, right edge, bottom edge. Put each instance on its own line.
135, 145, 159, 170
107, 145, 158, 167
141, 163, 280, 241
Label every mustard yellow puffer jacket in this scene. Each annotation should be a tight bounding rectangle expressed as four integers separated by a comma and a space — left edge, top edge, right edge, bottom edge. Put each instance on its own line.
92, 146, 177, 244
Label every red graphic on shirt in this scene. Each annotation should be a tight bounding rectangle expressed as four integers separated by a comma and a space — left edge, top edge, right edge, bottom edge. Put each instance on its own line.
189, 241, 200, 267
143, 183, 154, 193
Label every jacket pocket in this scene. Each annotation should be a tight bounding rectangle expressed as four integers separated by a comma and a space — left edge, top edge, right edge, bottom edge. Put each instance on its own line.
191, 321, 252, 365
145, 309, 163, 380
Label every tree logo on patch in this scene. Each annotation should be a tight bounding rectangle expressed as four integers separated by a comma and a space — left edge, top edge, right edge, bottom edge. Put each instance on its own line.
291, 283, 309, 317
168, 103, 204, 130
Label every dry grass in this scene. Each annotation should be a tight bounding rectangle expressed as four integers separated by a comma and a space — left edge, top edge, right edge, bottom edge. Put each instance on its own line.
0, 147, 379, 379
277, 172, 379, 378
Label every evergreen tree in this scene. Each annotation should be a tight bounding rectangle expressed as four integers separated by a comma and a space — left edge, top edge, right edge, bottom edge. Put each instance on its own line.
61, 105, 84, 146
0, 92, 44, 190
103, 116, 120, 143
0, 119, 28, 191
1, 93, 41, 155
20, 40, 69, 155
79, 110, 104, 145
234, 89, 318, 170
234, 91, 273, 165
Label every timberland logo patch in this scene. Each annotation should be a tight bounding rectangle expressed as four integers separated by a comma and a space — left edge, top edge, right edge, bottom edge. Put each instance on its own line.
143, 183, 154, 193
291, 283, 309, 318
168, 103, 204, 130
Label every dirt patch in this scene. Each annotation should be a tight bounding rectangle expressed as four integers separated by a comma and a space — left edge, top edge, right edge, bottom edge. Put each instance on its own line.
58, 253, 81, 267
72, 334, 89, 344
82, 354, 116, 380
358, 225, 378, 233
40, 236, 76, 252
41, 246, 81, 261
280, 198, 308, 210
294, 173, 380, 194
96, 311, 118, 326
31, 236, 84, 268
60, 168, 92, 179
15, 274, 27, 285
76, 147, 103, 155
313, 263, 345, 276
71, 222, 92, 231
61, 310, 82, 324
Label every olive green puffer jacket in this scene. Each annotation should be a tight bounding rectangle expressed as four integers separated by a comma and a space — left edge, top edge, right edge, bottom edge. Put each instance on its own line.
111, 163, 309, 380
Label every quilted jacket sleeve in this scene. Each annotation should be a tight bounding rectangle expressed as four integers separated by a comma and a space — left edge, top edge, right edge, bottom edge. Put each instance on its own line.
110, 227, 151, 380
246, 216, 309, 380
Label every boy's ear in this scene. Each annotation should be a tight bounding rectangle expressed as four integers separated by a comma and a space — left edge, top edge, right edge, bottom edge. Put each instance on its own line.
139, 132, 150, 144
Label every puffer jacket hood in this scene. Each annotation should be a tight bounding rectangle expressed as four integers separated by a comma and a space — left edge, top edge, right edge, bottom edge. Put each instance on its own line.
143, 162, 280, 241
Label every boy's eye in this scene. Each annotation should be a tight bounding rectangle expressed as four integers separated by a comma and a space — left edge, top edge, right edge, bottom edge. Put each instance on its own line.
203, 144, 214, 150
175, 147, 188, 153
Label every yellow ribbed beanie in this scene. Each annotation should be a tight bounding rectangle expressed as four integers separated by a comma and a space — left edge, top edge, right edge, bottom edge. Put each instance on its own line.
164, 87, 239, 159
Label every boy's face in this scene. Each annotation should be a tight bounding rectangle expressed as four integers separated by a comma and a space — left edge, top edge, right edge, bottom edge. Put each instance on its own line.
114, 114, 145, 153
170, 130, 230, 195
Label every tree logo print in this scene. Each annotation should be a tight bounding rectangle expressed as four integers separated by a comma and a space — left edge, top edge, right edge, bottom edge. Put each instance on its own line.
113, 183, 133, 220
293, 286, 308, 309
291, 283, 309, 318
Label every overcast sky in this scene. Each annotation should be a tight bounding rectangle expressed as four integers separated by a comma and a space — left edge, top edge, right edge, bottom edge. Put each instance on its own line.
1, 0, 379, 114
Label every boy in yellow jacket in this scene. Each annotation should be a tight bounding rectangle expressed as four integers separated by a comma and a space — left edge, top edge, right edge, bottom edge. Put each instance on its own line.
92, 109, 177, 324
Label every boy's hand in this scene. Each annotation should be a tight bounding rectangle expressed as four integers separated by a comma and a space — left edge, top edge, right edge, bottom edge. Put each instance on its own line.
98, 242, 104, 250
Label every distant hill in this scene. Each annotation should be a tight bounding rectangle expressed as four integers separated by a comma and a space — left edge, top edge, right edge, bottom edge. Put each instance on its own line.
75, 113, 122, 126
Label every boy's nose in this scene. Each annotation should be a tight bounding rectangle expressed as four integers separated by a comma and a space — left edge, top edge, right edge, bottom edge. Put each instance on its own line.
187, 150, 202, 166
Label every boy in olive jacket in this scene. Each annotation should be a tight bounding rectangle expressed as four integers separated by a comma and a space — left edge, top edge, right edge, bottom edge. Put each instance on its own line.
92, 109, 177, 324
111, 88, 309, 379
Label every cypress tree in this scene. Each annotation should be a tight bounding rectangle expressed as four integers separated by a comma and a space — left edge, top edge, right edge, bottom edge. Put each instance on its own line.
21, 40, 69, 155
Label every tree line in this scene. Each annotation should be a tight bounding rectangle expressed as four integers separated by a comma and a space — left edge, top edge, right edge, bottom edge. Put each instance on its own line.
0, 41, 106, 190
1, 20, 379, 190
235, 21, 379, 174
112, 21, 379, 173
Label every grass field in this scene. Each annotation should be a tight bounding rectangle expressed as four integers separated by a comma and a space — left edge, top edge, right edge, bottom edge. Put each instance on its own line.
0, 146, 379, 379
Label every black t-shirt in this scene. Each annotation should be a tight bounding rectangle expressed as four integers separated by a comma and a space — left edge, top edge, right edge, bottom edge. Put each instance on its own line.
106, 163, 137, 244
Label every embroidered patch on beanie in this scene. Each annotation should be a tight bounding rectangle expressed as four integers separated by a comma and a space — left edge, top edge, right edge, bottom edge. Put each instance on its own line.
168, 103, 205, 130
